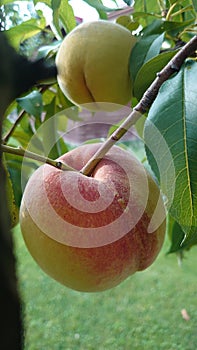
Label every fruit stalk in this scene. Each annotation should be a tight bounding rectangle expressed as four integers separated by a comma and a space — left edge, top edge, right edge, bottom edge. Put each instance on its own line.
81, 35, 197, 176
80, 110, 142, 175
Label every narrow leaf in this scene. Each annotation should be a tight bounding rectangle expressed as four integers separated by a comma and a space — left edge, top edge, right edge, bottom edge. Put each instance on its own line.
134, 0, 161, 16
134, 50, 178, 100
163, 19, 195, 36
59, 0, 76, 32
144, 60, 197, 244
3, 156, 19, 228
2, 0, 29, 3
192, 0, 197, 11
130, 33, 164, 81
134, 0, 161, 21
42, 97, 62, 159
52, 0, 61, 10
82, 0, 119, 12
51, 0, 62, 38
145, 33, 164, 62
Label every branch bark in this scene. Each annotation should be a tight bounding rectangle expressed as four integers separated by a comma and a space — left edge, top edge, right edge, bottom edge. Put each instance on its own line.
0, 34, 23, 350
80, 35, 197, 176
0, 31, 58, 349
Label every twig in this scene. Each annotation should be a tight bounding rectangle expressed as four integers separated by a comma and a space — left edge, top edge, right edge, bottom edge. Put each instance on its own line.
2, 109, 26, 144
1, 144, 76, 172
80, 35, 197, 176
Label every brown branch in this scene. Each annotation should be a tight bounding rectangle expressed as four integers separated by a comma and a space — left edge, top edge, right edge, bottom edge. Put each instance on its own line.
81, 35, 197, 176
2, 109, 26, 144
2, 144, 76, 172
0, 33, 23, 350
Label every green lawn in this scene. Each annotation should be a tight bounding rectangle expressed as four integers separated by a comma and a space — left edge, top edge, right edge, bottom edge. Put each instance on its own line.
14, 225, 197, 350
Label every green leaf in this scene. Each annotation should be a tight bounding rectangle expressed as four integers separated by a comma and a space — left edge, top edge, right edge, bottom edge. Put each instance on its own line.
130, 32, 164, 81
5, 155, 36, 208
1, 0, 14, 4
42, 85, 57, 105
167, 214, 197, 252
168, 0, 178, 4
51, 0, 62, 37
132, 11, 163, 29
10, 129, 32, 149
50, 0, 76, 36
58, 0, 76, 33
17, 91, 43, 119
167, 215, 186, 253
145, 33, 164, 61
141, 19, 164, 36
133, 0, 161, 25
116, 16, 139, 31
3, 155, 19, 228
37, 97, 65, 159
144, 60, 197, 245
2, 117, 13, 137
96, 10, 108, 20
134, 0, 160, 13
132, 11, 154, 19
82, 0, 119, 12
123, 0, 134, 5
2, 0, 28, 3
57, 86, 74, 109
5, 17, 46, 49
192, 0, 197, 11
52, 0, 61, 9
163, 19, 195, 36
37, 41, 60, 60
25, 97, 70, 159
33, 0, 50, 6
133, 50, 178, 100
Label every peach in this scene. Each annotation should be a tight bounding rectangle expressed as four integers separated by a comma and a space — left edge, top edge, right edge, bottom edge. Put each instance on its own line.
19, 143, 166, 292
56, 21, 136, 111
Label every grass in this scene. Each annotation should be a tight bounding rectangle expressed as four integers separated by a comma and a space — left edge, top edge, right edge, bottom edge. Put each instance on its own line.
13, 224, 197, 350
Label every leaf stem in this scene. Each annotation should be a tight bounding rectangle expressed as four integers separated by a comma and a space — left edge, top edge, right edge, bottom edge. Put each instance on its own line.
81, 35, 197, 176
170, 5, 193, 18
166, 3, 177, 21
1, 144, 76, 172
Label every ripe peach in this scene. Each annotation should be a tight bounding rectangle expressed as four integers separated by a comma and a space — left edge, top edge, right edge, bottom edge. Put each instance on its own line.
56, 21, 136, 111
19, 143, 166, 292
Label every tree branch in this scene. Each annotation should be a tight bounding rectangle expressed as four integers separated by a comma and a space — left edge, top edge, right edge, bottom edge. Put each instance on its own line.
0, 32, 23, 350
0, 33, 57, 106
80, 35, 197, 176
1, 144, 76, 172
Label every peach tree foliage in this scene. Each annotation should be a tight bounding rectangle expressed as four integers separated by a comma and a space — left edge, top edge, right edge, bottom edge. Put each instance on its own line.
1, 0, 197, 256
